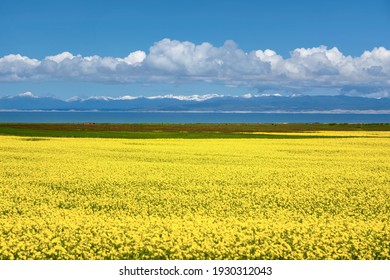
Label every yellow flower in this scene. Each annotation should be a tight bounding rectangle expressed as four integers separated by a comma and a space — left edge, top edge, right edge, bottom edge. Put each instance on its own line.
0, 133, 388, 259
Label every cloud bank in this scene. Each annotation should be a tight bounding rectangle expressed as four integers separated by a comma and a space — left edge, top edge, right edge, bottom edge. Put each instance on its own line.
1, 39, 390, 97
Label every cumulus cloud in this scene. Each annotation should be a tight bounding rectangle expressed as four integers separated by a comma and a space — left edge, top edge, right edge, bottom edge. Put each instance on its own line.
145, 39, 269, 81
46, 52, 75, 63
1, 39, 390, 97
0, 54, 40, 81
120, 50, 146, 65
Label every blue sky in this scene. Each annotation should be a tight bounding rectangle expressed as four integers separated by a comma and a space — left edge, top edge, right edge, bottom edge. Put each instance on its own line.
1, 0, 390, 99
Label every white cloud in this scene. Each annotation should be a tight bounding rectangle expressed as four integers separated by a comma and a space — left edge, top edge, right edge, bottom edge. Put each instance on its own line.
1, 39, 390, 97
255, 49, 283, 72
143, 39, 269, 83
46, 52, 75, 63
0, 54, 40, 81
120, 51, 146, 65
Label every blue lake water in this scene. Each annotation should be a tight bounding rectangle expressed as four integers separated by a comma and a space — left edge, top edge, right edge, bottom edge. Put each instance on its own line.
0, 111, 389, 124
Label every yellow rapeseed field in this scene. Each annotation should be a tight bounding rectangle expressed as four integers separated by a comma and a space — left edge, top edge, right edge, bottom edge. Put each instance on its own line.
0, 133, 389, 259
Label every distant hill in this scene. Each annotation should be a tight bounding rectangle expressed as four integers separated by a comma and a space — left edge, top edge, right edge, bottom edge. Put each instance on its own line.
1, 93, 389, 113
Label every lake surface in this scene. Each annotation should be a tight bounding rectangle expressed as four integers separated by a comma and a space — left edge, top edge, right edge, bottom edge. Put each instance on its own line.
0, 111, 389, 123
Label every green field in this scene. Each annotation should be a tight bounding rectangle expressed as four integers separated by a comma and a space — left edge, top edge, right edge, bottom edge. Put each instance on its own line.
0, 123, 389, 139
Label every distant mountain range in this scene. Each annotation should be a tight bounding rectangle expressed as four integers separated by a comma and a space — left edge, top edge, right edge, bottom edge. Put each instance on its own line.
1, 93, 390, 113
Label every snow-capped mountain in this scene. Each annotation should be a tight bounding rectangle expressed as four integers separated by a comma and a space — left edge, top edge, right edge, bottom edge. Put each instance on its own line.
1, 93, 389, 113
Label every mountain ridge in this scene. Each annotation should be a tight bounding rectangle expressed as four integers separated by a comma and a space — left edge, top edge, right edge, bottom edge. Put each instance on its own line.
1, 93, 389, 113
